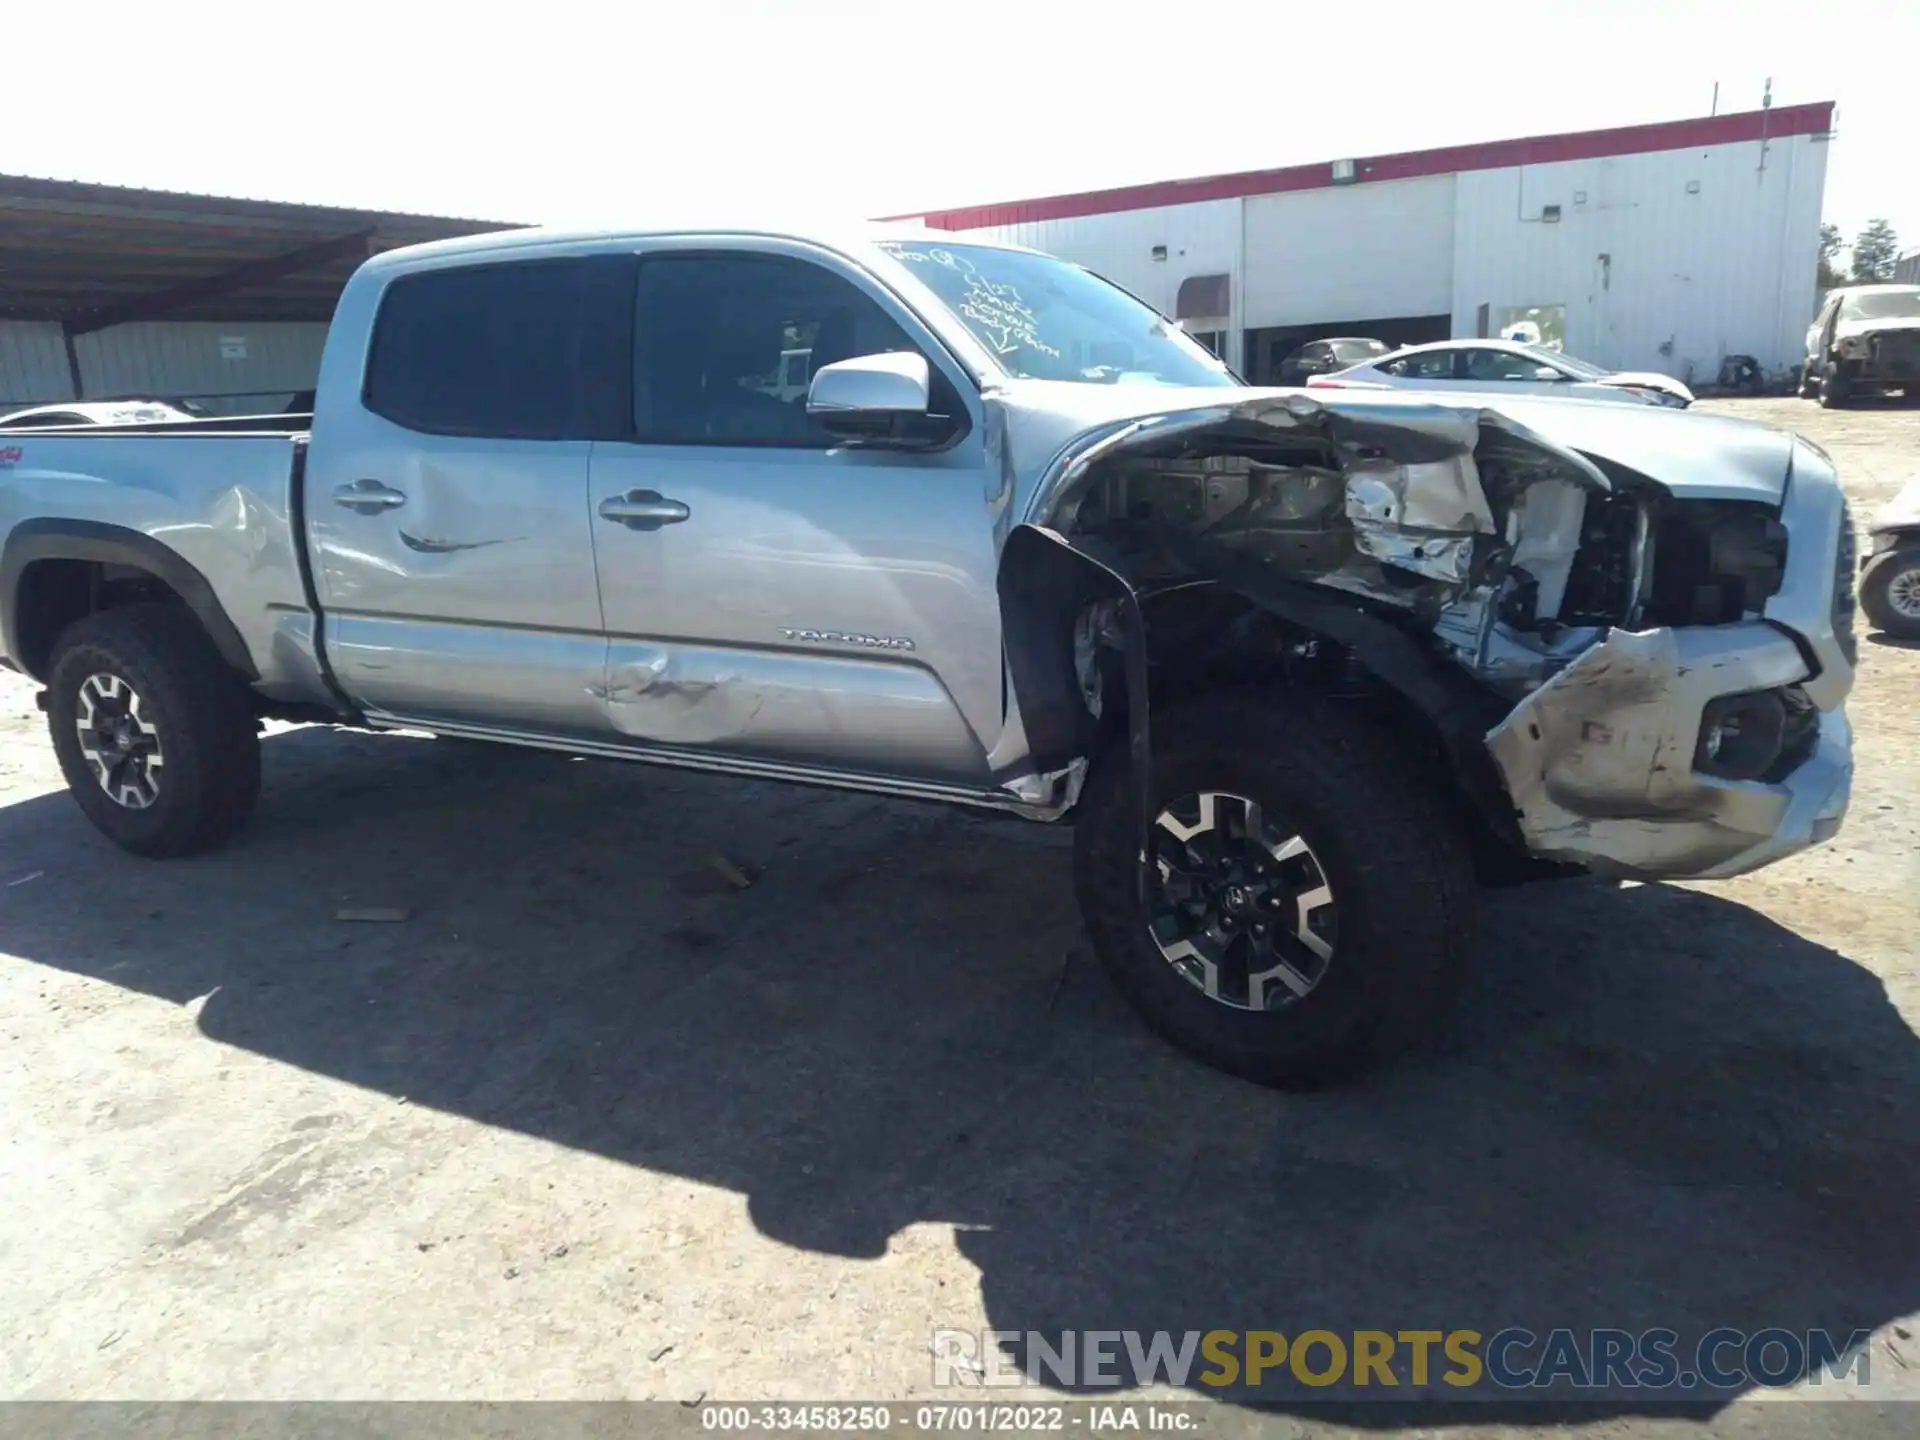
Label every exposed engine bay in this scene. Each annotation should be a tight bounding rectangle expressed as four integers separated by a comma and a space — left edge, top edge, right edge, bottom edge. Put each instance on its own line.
1049, 399, 1787, 699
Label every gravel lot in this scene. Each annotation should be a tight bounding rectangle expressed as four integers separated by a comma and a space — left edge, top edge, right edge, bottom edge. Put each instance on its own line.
2, 397, 1916, 1429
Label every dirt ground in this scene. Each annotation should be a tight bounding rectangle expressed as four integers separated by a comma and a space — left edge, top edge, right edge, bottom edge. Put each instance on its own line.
1, 397, 1916, 1430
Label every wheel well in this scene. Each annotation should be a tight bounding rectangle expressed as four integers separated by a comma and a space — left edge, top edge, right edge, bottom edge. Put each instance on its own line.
11, 559, 202, 679
1125, 583, 1546, 881
2, 521, 259, 685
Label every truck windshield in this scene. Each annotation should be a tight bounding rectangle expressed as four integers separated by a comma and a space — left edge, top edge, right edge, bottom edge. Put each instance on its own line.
1839, 290, 1920, 322
879, 241, 1236, 387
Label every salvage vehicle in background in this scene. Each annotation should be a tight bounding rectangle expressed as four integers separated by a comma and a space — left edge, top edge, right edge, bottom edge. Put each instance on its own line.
1859, 474, 1920, 639
1274, 337, 1391, 386
1315, 339, 1694, 407
1800, 284, 1920, 408
0, 227, 1856, 1087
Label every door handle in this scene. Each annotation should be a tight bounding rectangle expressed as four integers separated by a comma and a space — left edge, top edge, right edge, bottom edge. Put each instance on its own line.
598, 489, 691, 530
334, 479, 407, 514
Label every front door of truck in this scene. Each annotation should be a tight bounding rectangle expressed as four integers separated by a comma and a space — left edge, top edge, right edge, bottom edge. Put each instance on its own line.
307, 255, 630, 737
585, 244, 1003, 786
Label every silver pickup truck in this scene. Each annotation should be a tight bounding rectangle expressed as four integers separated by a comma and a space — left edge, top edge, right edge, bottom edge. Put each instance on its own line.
0, 225, 1856, 1085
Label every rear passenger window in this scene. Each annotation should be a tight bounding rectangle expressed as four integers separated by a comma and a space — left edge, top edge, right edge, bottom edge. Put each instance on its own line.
632, 255, 922, 446
365, 260, 610, 439
1384, 351, 1457, 379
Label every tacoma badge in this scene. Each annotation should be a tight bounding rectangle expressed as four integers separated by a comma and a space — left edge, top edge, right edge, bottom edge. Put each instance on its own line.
780, 628, 915, 651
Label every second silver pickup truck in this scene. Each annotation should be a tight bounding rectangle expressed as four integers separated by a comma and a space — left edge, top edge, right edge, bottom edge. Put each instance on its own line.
0, 224, 1857, 1085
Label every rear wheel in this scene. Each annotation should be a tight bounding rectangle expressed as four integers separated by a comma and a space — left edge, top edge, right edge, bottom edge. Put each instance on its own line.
1074, 690, 1478, 1087
1859, 545, 1920, 639
46, 605, 261, 857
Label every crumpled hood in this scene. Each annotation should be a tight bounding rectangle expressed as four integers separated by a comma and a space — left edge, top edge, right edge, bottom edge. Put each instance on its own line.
998, 380, 1792, 520
1836, 315, 1920, 343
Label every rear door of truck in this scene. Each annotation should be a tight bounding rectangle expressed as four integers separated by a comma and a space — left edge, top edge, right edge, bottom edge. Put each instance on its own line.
304, 256, 629, 737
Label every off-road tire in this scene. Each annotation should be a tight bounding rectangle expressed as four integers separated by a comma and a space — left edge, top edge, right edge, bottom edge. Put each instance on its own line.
46, 604, 261, 857
1818, 359, 1854, 409
1859, 546, 1920, 640
1073, 689, 1479, 1088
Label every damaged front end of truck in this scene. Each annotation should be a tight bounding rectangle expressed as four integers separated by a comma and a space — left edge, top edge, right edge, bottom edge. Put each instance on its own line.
998, 391, 1853, 881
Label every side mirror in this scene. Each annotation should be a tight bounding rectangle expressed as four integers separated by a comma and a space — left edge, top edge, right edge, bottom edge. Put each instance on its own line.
807, 351, 954, 449
1531, 366, 1568, 381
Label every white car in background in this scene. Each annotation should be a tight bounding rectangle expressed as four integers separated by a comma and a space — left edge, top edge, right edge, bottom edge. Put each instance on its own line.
1310, 339, 1694, 408
0, 399, 202, 429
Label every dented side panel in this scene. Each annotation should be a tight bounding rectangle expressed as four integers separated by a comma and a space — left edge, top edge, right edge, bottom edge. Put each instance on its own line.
601, 638, 988, 781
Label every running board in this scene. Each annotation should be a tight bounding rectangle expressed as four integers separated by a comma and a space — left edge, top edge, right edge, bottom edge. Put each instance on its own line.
362, 713, 1059, 816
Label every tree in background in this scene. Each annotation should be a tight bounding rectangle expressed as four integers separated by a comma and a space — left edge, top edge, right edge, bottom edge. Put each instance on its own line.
1818, 223, 1846, 290
1850, 219, 1900, 283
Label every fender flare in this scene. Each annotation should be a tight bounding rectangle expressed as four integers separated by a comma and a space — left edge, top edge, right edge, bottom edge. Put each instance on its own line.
997, 522, 1151, 893
0, 518, 258, 682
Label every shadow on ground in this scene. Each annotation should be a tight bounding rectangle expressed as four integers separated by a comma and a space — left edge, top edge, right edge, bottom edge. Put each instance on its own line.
4, 726, 1916, 1416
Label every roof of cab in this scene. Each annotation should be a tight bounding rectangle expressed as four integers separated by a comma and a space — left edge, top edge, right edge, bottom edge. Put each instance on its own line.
357, 222, 1044, 273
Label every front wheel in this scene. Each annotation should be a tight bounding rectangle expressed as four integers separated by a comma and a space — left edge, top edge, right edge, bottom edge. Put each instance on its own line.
1859, 545, 1920, 639
1818, 360, 1854, 409
46, 604, 261, 857
1073, 691, 1479, 1087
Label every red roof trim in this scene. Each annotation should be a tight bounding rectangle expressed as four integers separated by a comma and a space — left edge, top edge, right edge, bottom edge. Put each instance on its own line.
896, 103, 1834, 231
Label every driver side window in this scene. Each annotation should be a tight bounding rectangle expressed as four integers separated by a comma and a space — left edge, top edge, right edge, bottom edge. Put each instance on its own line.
632, 255, 921, 447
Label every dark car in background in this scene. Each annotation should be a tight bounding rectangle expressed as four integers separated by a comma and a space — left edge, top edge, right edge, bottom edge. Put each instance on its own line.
1275, 336, 1389, 386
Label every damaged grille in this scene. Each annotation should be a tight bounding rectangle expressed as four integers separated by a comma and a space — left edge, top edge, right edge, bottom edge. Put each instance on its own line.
1642, 500, 1787, 628
1869, 331, 1920, 377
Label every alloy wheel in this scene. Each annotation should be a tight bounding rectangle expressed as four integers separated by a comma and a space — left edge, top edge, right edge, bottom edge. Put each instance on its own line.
1146, 790, 1338, 1010
1886, 565, 1920, 621
75, 672, 165, 809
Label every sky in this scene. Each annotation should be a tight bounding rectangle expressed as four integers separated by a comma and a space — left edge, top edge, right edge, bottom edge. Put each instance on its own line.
2, 0, 1914, 261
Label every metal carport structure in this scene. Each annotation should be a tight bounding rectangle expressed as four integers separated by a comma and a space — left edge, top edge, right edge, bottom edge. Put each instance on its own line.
0, 175, 513, 410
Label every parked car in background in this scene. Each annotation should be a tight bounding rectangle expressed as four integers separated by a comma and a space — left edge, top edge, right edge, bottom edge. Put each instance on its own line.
1860, 474, 1920, 639
1276, 336, 1390, 386
1313, 339, 1694, 408
0, 399, 201, 429
1800, 284, 1920, 408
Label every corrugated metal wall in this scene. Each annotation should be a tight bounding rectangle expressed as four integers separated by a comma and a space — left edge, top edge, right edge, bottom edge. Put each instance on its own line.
1241, 175, 1454, 326
72, 322, 329, 411
938, 129, 1829, 385
6, 320, 330, 415
0, 322, 77, 408
1451, 131, 1829, 380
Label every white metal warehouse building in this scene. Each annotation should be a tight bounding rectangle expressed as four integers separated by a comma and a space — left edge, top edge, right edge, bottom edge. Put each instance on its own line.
894, 103, 1834, 388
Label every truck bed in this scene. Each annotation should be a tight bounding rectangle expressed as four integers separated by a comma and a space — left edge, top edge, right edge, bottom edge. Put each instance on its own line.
0, 425, 331, 710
